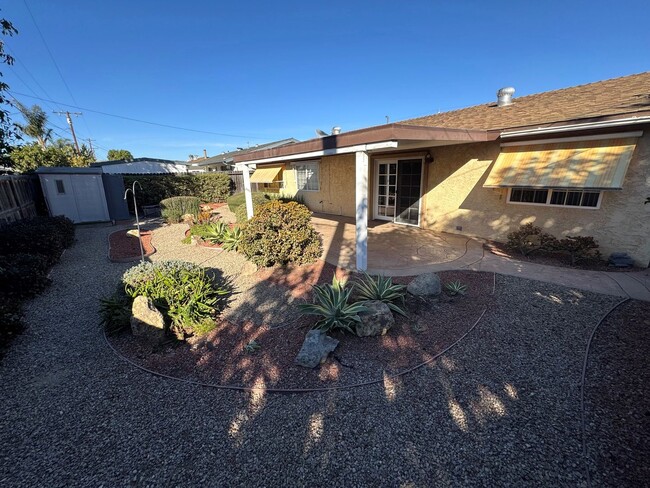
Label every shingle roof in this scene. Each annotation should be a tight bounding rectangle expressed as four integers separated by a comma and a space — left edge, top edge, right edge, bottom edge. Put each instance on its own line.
191, 138, 299, 166
402, 72, 650, 131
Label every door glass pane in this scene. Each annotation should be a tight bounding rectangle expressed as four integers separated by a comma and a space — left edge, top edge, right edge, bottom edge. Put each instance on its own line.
395, 159, 422, 225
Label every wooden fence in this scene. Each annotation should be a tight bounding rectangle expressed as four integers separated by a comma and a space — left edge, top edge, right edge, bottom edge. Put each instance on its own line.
228, 171, 244, 194
0, 175, 39, 226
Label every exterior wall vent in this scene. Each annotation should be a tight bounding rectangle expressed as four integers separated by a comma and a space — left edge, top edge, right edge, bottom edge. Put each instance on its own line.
497, 87, 515, 107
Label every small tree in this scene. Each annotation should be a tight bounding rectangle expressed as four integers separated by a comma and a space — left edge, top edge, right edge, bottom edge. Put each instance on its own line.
14, 102, 52, 148
10, 139, 89, 173
0, 15, 19, 161
107, 149, 133, 160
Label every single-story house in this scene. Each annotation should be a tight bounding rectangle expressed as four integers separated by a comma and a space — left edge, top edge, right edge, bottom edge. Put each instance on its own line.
234, 72, 650, 269
91, 157, 188, 174
186, 139, 299, 174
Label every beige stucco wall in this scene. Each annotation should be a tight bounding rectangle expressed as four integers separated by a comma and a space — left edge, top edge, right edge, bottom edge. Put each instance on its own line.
281, 154, 357, 217
421, 131, 650, 266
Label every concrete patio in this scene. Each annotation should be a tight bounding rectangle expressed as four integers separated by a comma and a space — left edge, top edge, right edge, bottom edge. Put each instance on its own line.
311, 213, 650, 301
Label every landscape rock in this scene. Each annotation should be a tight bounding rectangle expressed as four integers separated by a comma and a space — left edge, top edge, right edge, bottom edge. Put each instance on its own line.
295, 330, 339, 368
130, 296, 165, 342
609, 252, 634, 268
407, 272, 441, 296
357, 300, 395, 337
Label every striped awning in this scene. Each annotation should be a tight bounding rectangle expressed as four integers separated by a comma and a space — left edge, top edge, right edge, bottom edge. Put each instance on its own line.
250, 165, 283, 183
483, 137, 638, 189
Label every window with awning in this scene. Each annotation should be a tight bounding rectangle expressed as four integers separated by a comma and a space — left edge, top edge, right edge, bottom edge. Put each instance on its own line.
484, 137, 638, 190
250, 165, 284, 184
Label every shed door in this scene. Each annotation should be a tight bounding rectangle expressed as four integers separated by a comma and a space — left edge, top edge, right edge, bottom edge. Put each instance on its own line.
71, 175, 110, 222
42, 175, 80, 222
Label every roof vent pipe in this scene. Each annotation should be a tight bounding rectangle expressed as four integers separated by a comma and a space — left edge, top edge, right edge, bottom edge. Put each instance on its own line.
497, 87, 515, 107
331, 126, 341, 135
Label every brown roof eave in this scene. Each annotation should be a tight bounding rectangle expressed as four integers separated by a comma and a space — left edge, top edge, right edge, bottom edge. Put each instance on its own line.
234, 123, 491, 163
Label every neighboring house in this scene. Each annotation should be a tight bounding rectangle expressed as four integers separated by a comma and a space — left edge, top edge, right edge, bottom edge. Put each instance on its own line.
91, 157, 188, 174
235, 72, 650, 269
186, 139, 299, 174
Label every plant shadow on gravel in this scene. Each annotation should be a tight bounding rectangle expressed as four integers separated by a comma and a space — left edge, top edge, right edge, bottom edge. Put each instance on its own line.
119, 263, 497, 392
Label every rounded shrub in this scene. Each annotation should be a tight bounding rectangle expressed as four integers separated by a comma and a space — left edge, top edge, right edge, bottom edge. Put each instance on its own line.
121, 260, 230, 338
239, 200, 323, 267
160, 196, 200, 223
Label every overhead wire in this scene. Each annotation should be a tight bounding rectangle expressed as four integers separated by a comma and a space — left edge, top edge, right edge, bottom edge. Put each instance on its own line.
9, 91, 267, 139
22, 0, 95, 142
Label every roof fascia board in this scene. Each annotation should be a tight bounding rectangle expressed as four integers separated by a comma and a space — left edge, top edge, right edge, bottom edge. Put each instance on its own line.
235, 141, 399, 168
234, 124, 490, 163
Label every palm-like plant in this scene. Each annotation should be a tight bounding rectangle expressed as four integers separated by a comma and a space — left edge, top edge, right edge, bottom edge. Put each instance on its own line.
354, 273, 407, 316
15, 102, 52, 148
298, 276, 369, 334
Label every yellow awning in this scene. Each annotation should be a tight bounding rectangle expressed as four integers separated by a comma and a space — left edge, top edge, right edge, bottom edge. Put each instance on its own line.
250, 166, 283, 183
484, 137, 637, 189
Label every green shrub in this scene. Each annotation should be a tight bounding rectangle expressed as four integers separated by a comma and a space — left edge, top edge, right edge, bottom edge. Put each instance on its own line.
298, 276, 368, 334
0, 253, 51, 299
160, 196, 200, 223
354, 273, 407, 316
558, 235, 601, 265
124, 174, 232, 209
506, 223, 559, 256
99, 286, 132, 334
121, 260, 230, 338
239, 201, 323, 267
0, 216, 75, 265
228, 192, 272, 222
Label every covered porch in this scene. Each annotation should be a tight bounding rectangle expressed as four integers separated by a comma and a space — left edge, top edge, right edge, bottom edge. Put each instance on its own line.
310, 213, 485, 276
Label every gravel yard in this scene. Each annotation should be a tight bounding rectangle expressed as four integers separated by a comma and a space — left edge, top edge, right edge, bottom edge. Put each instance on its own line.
0, 223, 641, 487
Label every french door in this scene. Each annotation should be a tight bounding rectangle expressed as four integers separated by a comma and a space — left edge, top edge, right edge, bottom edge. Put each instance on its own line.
375, 158, 423, 225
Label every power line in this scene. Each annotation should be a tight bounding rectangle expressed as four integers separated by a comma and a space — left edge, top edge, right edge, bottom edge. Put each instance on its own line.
5, 44, 61, 110
9, 91, 267, 139
22, 0, 95, 141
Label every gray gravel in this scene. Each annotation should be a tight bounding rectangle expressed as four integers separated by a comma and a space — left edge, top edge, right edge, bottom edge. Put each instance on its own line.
0, 224, 626, 487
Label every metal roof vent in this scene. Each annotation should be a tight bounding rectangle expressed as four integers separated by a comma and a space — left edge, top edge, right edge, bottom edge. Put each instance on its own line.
331, 126, 341, 135
497, 87, 515, 107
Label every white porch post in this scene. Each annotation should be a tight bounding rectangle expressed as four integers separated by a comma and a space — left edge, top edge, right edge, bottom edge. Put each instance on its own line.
355, 151, 369, 271
241, 164, 254, 219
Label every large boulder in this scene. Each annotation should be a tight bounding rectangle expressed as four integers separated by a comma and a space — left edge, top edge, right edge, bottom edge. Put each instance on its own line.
357, 300, 394, 337
407, 272, 441, 296
130, 295, 165, 342
295, 330, 339, 368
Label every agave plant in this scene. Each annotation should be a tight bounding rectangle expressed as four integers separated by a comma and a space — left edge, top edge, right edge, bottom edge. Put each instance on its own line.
355, 272, 407, 316
221, 226, 242, 252
298, 276, 369, 334
203, 221, 228, 244
445, 280, 468, 296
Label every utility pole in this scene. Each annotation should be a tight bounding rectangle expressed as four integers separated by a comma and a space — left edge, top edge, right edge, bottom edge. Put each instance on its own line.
87, 138, 95, 159
53, 111, 82, 154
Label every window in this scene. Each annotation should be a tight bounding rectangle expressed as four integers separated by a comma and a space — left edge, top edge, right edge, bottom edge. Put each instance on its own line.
55, 179, 66, 194
508, 188, 601, 208
294, 161, 319, 191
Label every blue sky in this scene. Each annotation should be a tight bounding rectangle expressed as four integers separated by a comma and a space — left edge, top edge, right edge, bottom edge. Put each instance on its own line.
2, 0, 649, 161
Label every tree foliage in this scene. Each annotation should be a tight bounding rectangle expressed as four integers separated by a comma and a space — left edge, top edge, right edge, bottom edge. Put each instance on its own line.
14, 102, 52, 148
10, 139, 95, 173
107, 148, 133, 160
0, 15, 19, 159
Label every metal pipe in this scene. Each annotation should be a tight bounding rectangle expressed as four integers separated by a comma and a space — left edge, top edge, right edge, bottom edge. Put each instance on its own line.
123, 180, 145, 263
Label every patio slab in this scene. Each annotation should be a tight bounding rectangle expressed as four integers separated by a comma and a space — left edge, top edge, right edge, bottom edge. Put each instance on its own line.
311, 213, 650, 301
